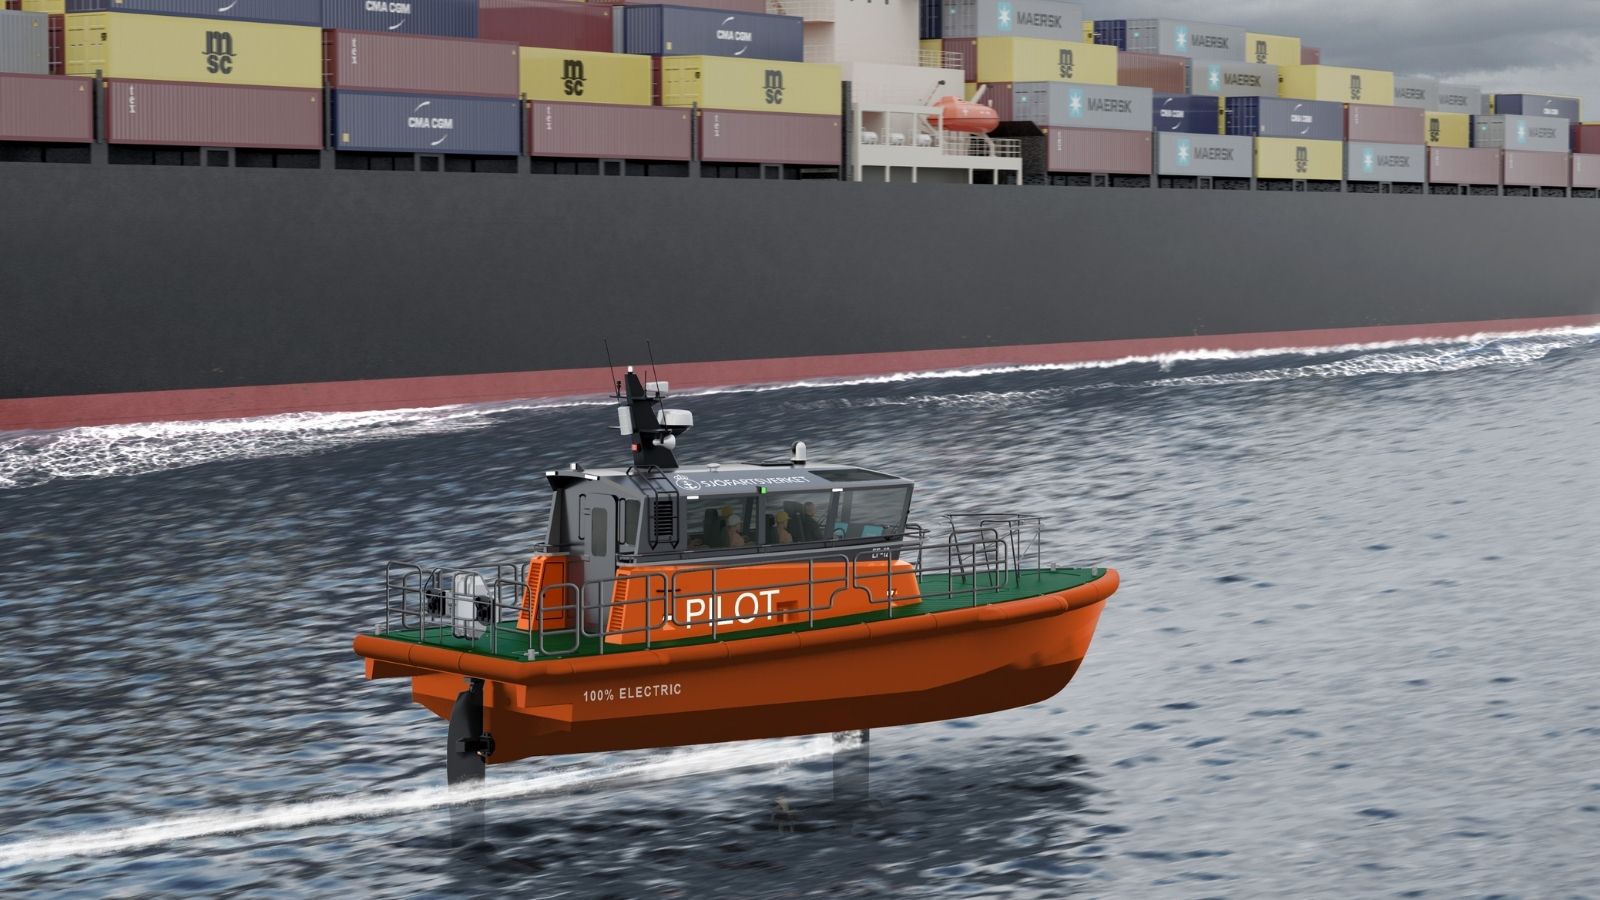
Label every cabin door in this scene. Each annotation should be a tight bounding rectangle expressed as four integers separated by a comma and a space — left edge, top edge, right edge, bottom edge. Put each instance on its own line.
580, 495, 615, 635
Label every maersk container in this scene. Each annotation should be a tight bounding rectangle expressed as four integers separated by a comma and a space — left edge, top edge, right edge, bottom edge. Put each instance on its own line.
526, 100, 691, 160
1472, 115, 1569, 152
1253, 136, 1341, 180
1571, 153, 1600, 190
332, 90, 521, 155
941, 0, 1082, 42
1427, 147, 1499, 185
321, 0, 477, 37
62, 0, 320, 26
1492, 94, 1580, 122
1574, 123, 1600, 154
1344, 142, 1425, 183
1501, 149, 1568, 188
1424, 111, 1470, 148
1346, 103, 1422, 144
324, 31, 519, 99
65, 13, 322, 88
617, 6, 803, 62
1045, 126, 1150, 173
699, 108, 840, 165
520, 48, 649, 106
972, 37, 1115, 85
1188, 61, 1276, 98
1092, 18, 1244, 61
1244, 32, 1298, 67
1152, 93, 1217, 134
1155, 131, 1250, 177
104, 79, 322, 149
1115, 51, 1185, 94
1224, 96, 1343, 141
1012, 81, 1151, 131
0, 71, 90, 141
1435, 83, 1480, 114
0, 10, 47, 74
1392, 75, 1437, 110
478, 0, 614, 52
1279, 65, 1394, 105
660, 56, 838, 116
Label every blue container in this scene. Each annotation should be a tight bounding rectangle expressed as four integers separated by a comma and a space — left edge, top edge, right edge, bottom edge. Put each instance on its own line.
1225, 96, 1344, 141
1152, 94, 1219, 134
618, 5, 803, 62
920, 0, 942, 40
1492, 94, 1581, 122
322, 0, 478, 38
332, 91, 521, 155
64, 0, 322, 25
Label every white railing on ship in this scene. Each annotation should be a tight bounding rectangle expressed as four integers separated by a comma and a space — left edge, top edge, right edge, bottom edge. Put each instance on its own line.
942, 133, 1023, 159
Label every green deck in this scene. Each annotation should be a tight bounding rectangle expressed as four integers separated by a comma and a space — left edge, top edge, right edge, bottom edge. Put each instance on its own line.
372, 568, 1107, 662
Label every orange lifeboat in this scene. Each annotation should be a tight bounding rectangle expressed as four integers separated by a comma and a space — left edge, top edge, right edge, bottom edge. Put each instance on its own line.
930, 95, 1000, 134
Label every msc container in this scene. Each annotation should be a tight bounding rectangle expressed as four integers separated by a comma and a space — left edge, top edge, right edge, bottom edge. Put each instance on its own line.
1045, 125, 1150, 173
324, 31, 519, 99
1152, 93, 1218, 134
526, 100, 691, 160
617, 6, 803, 62
478, 0, 614, 52
659, 56, 840, 116
519, 48, 649, 106
1571, 153, 1600, 190
1472, 114, 1569, 152
1115, 50, 1184, 94
1155, 131, 1251, 177
941, 0, 1082, 42
699, 108, 840, 165
1344, 142, 1425, 183
1091, 18, 1243, 61
332, 90, 520, 155
65, 13, 321, 88
1188, 61, 1276, 98
1012, 81, 1151, 131
0, 70, 90, 141
323, 0, 477, 37
1435, 83, 1480, 114
1253, 136, 1341, 180
0, 10, 47, 73
1427, 147, 1498, 185
1423, 111, 1470, 148
62, 0, 320, 26
1225, 96, 1343, 141
972, 37, 1115, 84
1279, 65, 1394, 105
1501, 149, 1568, 188
1244, 32, 1299, 66
1491, 94, 1580, 121
1574, 123, 1600, 153
1299, 45, 1319, 65
1345, 103, 1422, 144
104, 79, 322, 149
1392, 75, 1437, 109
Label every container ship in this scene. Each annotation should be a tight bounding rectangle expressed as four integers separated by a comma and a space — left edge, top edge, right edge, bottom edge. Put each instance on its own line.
0, 0, 1596, 431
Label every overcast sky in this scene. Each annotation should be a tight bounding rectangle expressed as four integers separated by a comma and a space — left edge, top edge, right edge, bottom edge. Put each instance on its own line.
1078, 0, 1600, 118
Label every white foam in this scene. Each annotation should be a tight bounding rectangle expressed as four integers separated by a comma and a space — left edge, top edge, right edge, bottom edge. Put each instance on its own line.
0, 734, 840, 870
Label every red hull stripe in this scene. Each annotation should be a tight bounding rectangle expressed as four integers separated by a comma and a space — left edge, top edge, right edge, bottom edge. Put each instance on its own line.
5, 315, 1597, 431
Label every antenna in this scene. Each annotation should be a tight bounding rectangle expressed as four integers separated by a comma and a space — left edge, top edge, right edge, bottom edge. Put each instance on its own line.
646, 341, 661, 398
603, 340, 619, 398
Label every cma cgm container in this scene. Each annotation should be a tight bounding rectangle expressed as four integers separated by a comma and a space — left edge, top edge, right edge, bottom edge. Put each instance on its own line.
332, 90, 520, 154
1473, 115, 1568, 152
1115, 51, 1184, 94
526, 100, 691, 160
1045, 126, 1150, 173
62, 0, 319, 26
1424, 111, 1470, 148
324, 31, 519, 98
65, 13, 321, 88
1225, 96, 1343, 141
104, 79, 322, 149
1345, 142, 1426, 183
1189, 61, 1276, 98
1345, 103, 1422, 144
1435, 83, 1481, 114
1092, 18, 1244, 61
1155, 131, 1251, 177
1152, 93, 1218, 134
1502, 149, 1568, 189
941, 0, 1083, 42
519, 48, 649, 106
322, 0, 477, 37
0, 71, 91, 141
1254, 136, 1341, 180
478, 0, 614, 52
617, 6, 803, 62
1571, 154, 1600, 189
699, 108, 840, 165
1279, 65, 1394, 105
659, 56, 839, 116
1491, 94, 1579, 121
1244, 32, 1299, 66
0, 10, 47, 73
972, 37, 1115, 84
1012, 82, 1151, 130
1428, 147, 1499, 185
1392, 76, 1437, 109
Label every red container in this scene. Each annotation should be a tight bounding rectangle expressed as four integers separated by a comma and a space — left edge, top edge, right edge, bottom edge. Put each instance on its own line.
1301, 46, 1321, 65
1502, 149, 1568, 188
943, 38, 977, 83
1428, 147, 1499, 184
974, 83, 1014, 121
477, 0, 616, 52
699, 109, 841, 165
1345, 102, 1422, 144
104, 79, 323, 150
1573, 153, 1600, 189
1116, 51, 1187, 94
1046, 126, 1151, 174
323, 30, 520, 99
0, 72, 92, 143
527, 101, 691, 160
48, 13, 62, 75
1573, 123, 1600, 153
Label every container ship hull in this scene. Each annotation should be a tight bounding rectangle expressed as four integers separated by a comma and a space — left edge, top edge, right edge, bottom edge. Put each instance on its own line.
2, 162, 1597, 431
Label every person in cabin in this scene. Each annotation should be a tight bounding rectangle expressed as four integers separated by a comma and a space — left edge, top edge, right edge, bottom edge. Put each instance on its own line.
724, 513, 748, 548
798, 501, 824, 542
773, 510, 793, 544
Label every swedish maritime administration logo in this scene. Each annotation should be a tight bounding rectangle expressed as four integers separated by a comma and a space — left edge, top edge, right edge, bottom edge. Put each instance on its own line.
1515, 120, 1528, 144
995, 1, 1012, 32
1362, 147, 1376, 174
1067, 87, 1085, 118
1207, 65, 1221, 91
1174, 25, 1189, 52
1176, 138, 1192, 167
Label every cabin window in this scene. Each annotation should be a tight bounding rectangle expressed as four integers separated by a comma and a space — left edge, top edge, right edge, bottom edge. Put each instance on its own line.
621, 499, 641, 549
590, 505, 609, 557
760, 491, 835, 545
834, 487, 911, 540
686, 496, 756, 550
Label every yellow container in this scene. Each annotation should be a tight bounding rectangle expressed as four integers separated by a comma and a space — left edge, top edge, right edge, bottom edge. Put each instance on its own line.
1244, 32, 1300, 67
1082, 21, 1093, 42
1254, 137, 1343, 180
1423, 111, 1470, 148
519, 48, 650, 106
1278, 64, 1394, 105
65, 13, 320, 88
974, 37, 1117, 85
21, 0, 67, 12
660, 56, 841, 116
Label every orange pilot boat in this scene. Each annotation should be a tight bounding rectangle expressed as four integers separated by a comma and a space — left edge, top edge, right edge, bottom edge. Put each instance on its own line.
352, 368, 1119, 783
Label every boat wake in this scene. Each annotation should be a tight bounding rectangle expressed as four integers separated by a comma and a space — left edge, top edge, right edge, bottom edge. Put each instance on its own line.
0, 735, 839, 870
